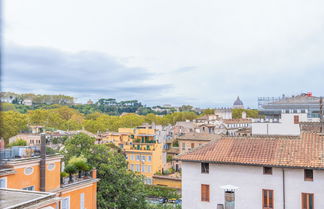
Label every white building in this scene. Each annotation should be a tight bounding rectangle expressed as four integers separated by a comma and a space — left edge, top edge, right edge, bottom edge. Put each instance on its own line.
215, 108, 232, 120
179, 132, 324, 209
252, 110, 320, 136
223, 118, 252, 136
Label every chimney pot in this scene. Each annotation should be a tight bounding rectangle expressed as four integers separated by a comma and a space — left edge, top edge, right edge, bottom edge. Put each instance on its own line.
91, 169, 97, 179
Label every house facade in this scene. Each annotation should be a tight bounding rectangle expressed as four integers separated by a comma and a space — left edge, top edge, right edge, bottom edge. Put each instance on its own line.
179, 132, 324, 209
99, 127, 163, 184
0, 144, 99, 209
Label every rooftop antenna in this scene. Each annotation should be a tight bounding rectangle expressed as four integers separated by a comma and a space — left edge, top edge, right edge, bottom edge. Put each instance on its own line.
320, 97, 323, 133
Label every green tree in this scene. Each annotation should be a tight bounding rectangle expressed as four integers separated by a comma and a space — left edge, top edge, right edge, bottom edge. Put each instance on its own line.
0, 103, 17, 111
62, 133, 95, 162
0, 111, 28, 143
7, 139, 27, 147
202, 108, 214, 115
62, 134, 148, 209
232, 109, 259, 119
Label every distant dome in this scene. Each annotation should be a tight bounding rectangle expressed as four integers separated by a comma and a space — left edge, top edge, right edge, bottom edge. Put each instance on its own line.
233, 96, 243, 106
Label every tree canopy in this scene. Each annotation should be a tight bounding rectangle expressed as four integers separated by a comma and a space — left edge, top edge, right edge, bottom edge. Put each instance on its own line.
232, 108, 259, 119
62, 134, 147, 209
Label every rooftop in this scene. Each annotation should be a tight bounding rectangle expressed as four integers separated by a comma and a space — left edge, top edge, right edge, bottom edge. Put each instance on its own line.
0, 188, 56, 209
178, 132, 324, 169
262, 94, 321, 109
177, 133, 221, 141
223, 119, 252, 124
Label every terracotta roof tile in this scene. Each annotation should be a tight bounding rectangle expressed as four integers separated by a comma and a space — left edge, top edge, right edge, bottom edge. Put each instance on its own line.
178, 132, 324, 169
177, 133, 221, 141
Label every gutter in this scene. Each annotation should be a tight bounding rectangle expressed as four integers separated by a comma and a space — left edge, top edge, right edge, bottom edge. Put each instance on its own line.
282, 168, 286, 209
179, 159, 324, 170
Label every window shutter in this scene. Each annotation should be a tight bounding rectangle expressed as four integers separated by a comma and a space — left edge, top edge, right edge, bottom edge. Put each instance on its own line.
201, 184, 210, 202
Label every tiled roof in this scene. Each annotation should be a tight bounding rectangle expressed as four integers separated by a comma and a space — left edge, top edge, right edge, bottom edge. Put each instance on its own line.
300, 122, 323, 133
178, 132, 324, 169
223, 119, 252, 124
177, 133, 221, 141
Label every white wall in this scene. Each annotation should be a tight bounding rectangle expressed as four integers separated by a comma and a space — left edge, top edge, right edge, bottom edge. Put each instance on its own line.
182, 162, 324, 209
252, 113, 302, 136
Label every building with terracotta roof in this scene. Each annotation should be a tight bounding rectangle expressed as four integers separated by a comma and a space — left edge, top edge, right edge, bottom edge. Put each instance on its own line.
178, 132, 324, 209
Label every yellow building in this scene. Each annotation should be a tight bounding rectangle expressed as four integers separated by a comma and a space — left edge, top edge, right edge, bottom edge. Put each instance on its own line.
153, 175, 182, 190
100, 127, 163, 184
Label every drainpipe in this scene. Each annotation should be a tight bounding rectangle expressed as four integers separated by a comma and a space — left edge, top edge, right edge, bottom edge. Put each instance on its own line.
282, 168, 286, 209
40, 133, 46, 191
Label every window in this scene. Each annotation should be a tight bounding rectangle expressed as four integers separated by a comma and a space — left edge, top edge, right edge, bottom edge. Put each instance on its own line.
201, 163, 209, 174
147, 165, 151, 173
148, 156, 152, 162
285, 109, 289, 113
304, 169, 313, 181
61, 197, 70, 209
142, 156, 146, 162
24, 167, 34, 175
302, 193, 314, 209
182, 143, 186, 150
263, 167, 272, 175
301, 109, 306, 113
47, 163, 55, 171
191, 143, 195, 149
293, 109, 298, 113
0, 177, 7, 188
201, 184, 210, 202
142, 165, 145, 172
130, 164, 134, 171
262, 189, 274, 209
136, 155, 140, 161
136, 164, 140, 172
80, 193, 85, 209
294, 115, 299, 124
130, 154, 134, 161
22, 186, 35, 191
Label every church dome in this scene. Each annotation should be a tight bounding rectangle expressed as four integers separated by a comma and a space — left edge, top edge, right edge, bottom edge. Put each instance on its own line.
233, 96, 243, 106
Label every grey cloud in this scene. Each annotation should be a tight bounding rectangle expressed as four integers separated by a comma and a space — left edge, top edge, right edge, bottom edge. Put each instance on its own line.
2, 45, 171, 102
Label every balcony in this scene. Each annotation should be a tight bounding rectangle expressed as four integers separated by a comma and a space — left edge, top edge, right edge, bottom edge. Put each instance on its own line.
60, 169, 97, 188
129, 144, 156, 151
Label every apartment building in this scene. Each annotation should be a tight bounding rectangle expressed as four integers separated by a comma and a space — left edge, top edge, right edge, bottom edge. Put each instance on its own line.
99, 127, 163, 184
0, 136, 99, 209
178, 132, 324, 209
223, 118, 252, 136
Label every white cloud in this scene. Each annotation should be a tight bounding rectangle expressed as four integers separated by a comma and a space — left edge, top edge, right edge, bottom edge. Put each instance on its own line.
4, 0, 324, 107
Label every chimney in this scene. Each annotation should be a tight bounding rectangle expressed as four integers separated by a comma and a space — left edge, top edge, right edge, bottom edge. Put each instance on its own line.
40, 134, 46, 191
91, 168, 97, 179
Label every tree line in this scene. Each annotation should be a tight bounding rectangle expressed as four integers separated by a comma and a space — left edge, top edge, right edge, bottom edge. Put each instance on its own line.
0, 105, 198, 143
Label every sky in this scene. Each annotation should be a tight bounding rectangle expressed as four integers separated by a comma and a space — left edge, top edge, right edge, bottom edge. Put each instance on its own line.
3, 0, 324, 108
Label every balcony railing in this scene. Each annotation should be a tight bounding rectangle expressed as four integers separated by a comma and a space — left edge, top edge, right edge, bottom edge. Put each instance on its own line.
61, 172, 93, 187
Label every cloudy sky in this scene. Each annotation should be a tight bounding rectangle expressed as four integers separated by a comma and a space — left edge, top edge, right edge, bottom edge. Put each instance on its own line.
3, 0, 324, 107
